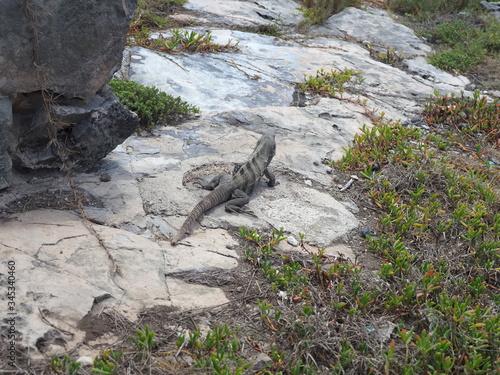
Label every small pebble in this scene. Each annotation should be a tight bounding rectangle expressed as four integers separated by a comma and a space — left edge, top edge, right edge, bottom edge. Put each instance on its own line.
76, 356, 94, 366
287, 236, 299, 247
360, 227, 375, 238
252, 352, 274, 372
100, 173, 111, 182
226, 242, 238, 250
370, 162, 381, 172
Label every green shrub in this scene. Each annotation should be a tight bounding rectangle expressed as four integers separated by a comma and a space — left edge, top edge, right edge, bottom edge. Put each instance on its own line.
50, 355, 81, 375
109, 78, 199, 130
238, 23, 282, 37
424, 90, 499, 145
176, 324, 251, 373
428, 49, 476, 72
426, 16, 499, 72
480, 15, 500, 53
432, 19, 476, 45
387, 1, 499, 75
331, 95, 500, 373
131, 0, 187, 29
131, 324, 157, 355
301, 68, 365, 97
131, 28, 240, 54
387, 0, 483, 18
161, 29, 239, 53
298, 0, 359, 27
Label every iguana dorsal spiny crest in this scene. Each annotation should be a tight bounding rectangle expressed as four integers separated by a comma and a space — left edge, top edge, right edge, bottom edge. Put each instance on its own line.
171, 129, 276, 245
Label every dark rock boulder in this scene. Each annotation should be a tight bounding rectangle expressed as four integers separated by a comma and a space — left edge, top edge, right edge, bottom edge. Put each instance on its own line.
0, 0, 138, 187
0, 0, 137, 101
58, 87, 139, 170
10, 87, 139, 170
0, 97, 13, 189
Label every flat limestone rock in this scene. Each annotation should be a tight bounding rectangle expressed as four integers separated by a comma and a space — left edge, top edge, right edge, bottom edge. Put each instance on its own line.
125, 25, 467, 117
0, 210, 235, 361
311, 7, 432, 57
255, 180, 358, 247
184, 0, 302, 26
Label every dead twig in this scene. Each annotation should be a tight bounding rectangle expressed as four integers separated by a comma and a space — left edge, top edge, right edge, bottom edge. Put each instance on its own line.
339, 178, 355, 192
38, 308, 74, 337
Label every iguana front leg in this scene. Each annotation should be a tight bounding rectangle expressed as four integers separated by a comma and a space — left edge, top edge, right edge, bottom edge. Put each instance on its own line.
234, 163, 276, 187
264, 168, 276, 187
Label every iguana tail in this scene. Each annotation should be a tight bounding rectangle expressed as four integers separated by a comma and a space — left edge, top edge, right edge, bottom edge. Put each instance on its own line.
171, 185, 233, 245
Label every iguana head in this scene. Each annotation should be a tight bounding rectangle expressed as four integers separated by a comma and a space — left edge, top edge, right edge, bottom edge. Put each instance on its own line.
233, 129, 276, 176
257, 129, 276, 163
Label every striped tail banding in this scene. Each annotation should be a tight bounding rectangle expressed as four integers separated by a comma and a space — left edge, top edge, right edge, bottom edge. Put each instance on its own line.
171, 185, 232, 245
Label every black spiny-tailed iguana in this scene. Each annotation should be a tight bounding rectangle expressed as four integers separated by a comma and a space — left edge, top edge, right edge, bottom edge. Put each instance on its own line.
171, 129, 276, 245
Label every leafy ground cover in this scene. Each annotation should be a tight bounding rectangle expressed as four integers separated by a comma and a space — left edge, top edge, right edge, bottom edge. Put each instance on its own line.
297, 0, 361, 28
387, 0, 487, 19
423, 15, 499, 74
298, 0, 500, 89
109, 78, 199, 130
130, 0, 188, 30
387, 0, 500, 90
131, 28, 240, 54
128, 0, 240, 53
236, 24, 283, 38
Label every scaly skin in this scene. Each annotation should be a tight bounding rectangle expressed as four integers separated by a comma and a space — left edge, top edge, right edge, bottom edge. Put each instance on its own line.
171, 129, 276, 245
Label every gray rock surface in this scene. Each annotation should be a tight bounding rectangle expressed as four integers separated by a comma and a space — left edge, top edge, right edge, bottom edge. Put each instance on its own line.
184, 0, 302, 26
125, 8, 468, 117
481, 1, 500, 19
311, 7, 431, 57
0, 1, 479, 367
1, 209, 232, 359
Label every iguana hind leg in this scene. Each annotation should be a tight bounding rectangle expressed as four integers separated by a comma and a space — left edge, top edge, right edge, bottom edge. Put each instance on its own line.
194, 174, 231, 190
225, 189, 251, 213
